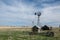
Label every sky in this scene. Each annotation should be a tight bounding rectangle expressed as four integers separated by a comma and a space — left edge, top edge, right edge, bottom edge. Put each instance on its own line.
0, 0, 60, 27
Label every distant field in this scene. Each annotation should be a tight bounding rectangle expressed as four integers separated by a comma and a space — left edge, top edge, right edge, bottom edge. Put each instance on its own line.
0, 26, 60, 40
0, 26, 32, 31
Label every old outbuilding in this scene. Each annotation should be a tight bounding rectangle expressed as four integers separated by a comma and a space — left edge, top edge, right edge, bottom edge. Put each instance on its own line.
41, 25, 49, 30
32, 25, 39, 33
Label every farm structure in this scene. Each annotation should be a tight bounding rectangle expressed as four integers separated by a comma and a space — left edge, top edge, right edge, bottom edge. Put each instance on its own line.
29, 12, 54, 37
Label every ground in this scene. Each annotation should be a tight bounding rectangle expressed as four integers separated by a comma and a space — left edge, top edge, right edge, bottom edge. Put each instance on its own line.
0, 26, 60, 40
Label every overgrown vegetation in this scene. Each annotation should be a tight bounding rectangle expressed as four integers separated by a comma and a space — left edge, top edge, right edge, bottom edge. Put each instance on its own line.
0, 28, 60, 40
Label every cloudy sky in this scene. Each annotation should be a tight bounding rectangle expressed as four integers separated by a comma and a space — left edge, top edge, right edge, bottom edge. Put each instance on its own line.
0, 0, 60, 27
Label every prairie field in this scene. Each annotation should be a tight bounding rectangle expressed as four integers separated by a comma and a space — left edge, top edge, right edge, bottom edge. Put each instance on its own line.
0, 26, 60, 40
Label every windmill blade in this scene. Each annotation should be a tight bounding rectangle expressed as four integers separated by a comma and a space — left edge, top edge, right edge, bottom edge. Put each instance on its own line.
35, 12, 36, 15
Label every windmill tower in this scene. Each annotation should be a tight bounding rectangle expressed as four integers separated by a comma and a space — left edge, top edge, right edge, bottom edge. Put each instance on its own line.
34, 12, 41, 27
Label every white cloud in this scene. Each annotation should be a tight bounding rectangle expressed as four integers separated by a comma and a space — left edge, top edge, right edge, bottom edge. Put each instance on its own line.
40, 5, 60, 26
0, 0, 60, 26
0, 0, 37, 26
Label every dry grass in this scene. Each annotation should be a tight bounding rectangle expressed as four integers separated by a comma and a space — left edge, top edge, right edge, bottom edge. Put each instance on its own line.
0, 26, 60, 37
0, 26, 32, 31
0, 26, 60, 40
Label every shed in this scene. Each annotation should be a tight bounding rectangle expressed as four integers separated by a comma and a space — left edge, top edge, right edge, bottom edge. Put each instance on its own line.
32, 25, 39, 33
41, 25, 49, 30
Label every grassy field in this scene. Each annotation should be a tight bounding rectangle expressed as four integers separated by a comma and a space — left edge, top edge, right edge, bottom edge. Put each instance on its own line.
0, 26, 60, 40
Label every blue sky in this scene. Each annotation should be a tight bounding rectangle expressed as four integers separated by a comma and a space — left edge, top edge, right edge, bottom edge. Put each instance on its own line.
0, 0, 60, 27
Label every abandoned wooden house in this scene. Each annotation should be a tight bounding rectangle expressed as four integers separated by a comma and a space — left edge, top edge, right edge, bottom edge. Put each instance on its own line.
32, 25, 39, 33
41, 25, 49, 30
